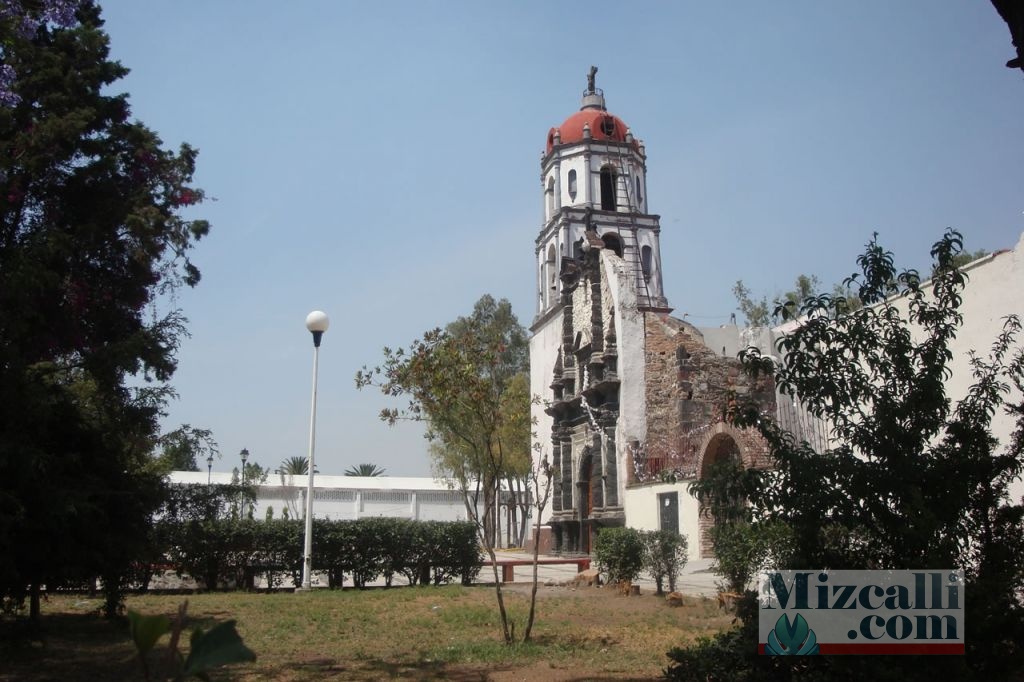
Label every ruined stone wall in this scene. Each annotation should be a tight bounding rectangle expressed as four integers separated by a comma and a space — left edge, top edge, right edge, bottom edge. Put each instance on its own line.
636, 314, 775, 482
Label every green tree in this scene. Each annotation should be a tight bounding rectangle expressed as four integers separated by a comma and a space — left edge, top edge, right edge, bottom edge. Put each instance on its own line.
932, 247, 989, 278
356, 294, 532, 644
732, 280, 769, 327
735, 274, 863, 326
682, 230, 1024, 679
155, 424, 218, 472
344, 463, 386, 477
497, 372, 534, 547
278, 456, 310, 475
780, 273, 821, 310
275, 456, 310, 521
0, 2, 208, 620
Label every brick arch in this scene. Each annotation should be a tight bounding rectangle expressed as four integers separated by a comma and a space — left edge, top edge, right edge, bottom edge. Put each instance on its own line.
695, 422, 760, 559
696, 422, 759, 474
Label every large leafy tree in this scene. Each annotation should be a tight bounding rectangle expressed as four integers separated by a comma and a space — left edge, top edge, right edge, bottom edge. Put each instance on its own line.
681, 230, 1024, 679
156, 424, 218, 472
356, 294, 532, 644
0, 2, 208, 619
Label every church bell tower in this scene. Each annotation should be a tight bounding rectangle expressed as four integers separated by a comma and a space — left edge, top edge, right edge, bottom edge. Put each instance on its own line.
533, 66, 669, 321
529, 68, 671, 552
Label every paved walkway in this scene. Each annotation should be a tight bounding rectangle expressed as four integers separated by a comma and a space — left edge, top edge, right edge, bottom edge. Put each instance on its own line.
149, 551, 723, 596
486, 549, 721, 597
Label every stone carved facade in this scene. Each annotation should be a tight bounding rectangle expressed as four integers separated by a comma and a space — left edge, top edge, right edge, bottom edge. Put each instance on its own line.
530, 73, 776, 558
538, 234, 775, 556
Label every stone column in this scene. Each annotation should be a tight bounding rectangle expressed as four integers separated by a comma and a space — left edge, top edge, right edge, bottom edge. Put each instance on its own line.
604, 425, 618, 507
551, 435, 563, 512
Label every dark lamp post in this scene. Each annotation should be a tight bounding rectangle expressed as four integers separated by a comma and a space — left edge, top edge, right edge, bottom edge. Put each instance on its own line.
240, 447, 249, 484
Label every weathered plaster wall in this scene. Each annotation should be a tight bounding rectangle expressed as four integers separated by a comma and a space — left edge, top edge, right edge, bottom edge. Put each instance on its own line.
530, 310, 564, 525
623, 481, 702, 561
601, 249, 649, 501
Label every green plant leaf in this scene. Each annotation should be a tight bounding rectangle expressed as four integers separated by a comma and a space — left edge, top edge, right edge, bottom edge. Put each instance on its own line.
182, 620, 256, 677
127, 609, 171, 656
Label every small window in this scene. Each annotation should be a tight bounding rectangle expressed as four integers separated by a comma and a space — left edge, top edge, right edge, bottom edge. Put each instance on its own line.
635, 176, 642, 206
568, 169, 577, 201
546, 245, 557, 306
641, 245, 653, 281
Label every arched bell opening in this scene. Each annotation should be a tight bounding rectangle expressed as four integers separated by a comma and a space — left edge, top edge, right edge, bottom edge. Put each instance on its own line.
601, 233, 623, 257
599, 165, 617, 211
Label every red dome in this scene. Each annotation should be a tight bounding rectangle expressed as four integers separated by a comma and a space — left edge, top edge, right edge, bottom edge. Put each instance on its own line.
547, 109, 633, 153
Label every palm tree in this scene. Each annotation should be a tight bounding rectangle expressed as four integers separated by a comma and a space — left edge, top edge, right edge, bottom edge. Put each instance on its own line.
278, 456, 310, 475
276, 456, 316, 520
344, 463, 386, 477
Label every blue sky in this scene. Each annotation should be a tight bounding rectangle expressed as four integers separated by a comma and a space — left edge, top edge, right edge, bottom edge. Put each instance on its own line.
99, 1, 1024, 477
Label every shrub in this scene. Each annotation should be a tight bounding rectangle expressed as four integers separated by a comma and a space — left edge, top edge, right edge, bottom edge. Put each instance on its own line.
343, 520, 384, 588
642, 530, 687, 594
593, 527, 645, 584
255, 519, 302, 588
439, 521, 482, 586
710, 520, 794, 593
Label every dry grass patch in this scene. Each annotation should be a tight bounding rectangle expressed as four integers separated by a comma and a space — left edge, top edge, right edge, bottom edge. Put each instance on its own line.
2, 586, 732, 680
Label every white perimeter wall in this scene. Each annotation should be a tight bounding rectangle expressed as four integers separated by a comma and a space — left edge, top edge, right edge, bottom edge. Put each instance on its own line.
168, 472, 474, 524
885, 234, 1024, 502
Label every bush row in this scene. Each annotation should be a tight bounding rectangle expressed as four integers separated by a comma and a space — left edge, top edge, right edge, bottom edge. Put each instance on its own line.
592, 527, 688, 593
146, 517, 480, 590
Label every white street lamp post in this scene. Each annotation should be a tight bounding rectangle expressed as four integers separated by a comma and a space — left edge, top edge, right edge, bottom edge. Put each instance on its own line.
300, 310, 329, 590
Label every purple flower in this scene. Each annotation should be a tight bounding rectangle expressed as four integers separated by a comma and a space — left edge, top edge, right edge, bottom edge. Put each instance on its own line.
0, 1, 81, 106
0, 63, 19, 106
42, 0, 79, 28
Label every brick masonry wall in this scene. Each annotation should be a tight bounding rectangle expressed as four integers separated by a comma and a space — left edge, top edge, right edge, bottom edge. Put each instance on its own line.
641, 314, 776, 558
642, 314, 774, 471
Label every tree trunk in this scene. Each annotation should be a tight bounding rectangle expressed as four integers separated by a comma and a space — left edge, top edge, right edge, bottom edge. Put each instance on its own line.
29, 581, 40, 621
483, 541, 513, 643
524, 464, 552, 643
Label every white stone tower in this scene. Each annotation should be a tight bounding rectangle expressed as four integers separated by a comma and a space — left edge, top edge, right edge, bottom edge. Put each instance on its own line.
533, 66, 668, 320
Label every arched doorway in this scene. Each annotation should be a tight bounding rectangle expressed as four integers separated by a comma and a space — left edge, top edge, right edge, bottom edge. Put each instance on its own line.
697, 432, 743, 559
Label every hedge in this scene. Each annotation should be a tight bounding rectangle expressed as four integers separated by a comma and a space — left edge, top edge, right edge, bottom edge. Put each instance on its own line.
152, 517, 480, 590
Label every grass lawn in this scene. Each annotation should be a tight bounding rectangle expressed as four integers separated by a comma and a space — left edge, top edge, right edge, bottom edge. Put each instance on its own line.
1, 585, 733, 681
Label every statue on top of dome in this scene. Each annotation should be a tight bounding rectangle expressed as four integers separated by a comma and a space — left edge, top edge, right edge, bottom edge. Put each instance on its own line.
587, 65, 598, 93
